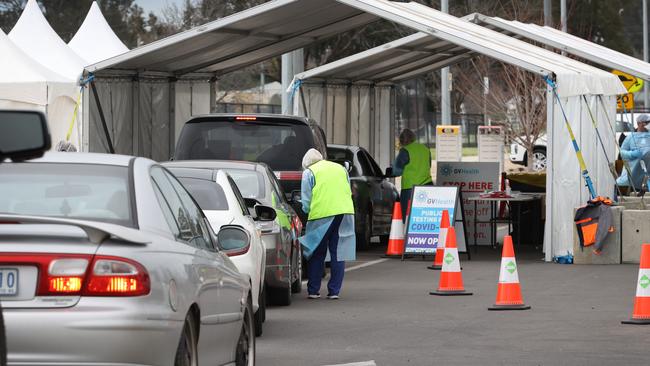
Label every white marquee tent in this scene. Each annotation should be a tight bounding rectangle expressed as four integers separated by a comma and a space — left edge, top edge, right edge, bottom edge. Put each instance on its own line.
69, 1, 129, 65
290, 0, 627, 261
0, 30, 77, 147
8, 0, 85, 148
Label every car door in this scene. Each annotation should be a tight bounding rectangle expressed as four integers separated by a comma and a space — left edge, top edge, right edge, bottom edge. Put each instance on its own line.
266, 167, 297, 270
152, 167, 242, 365
357, 149, 387, 233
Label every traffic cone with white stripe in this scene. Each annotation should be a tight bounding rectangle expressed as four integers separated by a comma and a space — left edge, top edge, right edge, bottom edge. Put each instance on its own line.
383, 201, 404, 258
430, 226, 472, 296
427, 210, 450, 270
622, 243, 650, 324
488, 235, 530, 310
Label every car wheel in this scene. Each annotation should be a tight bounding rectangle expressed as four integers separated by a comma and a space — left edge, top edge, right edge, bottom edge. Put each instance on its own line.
236, 296, 256, 366
253, 288, 264, 337
356, 212, 371, 250
291, 246, 303, 294
379, 234, 389, 246
532, 148, 547, 172
174, 312, 198, 366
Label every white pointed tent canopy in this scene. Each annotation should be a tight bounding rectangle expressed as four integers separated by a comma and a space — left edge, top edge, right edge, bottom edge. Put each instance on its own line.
7, 0, 85, 149
69, 2, 129, 65
0, 29, 77, 148
289, 0, 627, 261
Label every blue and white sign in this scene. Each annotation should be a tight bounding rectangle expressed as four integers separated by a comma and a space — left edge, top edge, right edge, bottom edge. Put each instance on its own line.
404, 186, 461, 255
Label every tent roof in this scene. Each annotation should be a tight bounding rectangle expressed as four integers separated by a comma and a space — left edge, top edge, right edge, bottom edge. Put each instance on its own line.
325, 0, 624, 97
69, 1, 129, 65
290, 31, 474, 84
8, 0, 85, 82
86, 0, 379, 77
0, 30, 75, 105
470, 14, 650, 81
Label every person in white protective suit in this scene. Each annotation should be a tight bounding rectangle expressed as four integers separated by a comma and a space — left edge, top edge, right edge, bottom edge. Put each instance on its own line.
617, 114, 650, 191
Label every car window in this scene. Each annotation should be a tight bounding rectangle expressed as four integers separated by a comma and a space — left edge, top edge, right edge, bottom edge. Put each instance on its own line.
177, 177, 229, 211
164, 170, 214, 250
327, 148, 359, 176
267, 167, 289, 206
222, 169, 265, 200
228, 176, 250, 216
311, 123, 328, 158
174, 119, 315, 171
362, 148, 383, 176
151, 181, 181, 238
616, 120, 634, 132
150, 167, 194, 242
0, 163, 134, 227
357, 150, 376, 176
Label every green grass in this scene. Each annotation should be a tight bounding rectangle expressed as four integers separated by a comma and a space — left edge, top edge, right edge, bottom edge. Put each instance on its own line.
429, 147, 478, 160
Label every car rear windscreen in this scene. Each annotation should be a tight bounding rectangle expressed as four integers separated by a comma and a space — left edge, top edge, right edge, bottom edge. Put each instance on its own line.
0, 163, 134, 227
223, 169, 265, 200
174, 120, 314, 171
177, 177, 229, 211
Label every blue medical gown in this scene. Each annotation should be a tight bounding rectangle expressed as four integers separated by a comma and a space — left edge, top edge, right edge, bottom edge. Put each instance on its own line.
617, 132, 650, 189
298, 169, 356, 261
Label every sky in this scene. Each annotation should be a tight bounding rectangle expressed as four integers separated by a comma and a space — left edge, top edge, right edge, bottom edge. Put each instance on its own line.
136, 0, 183, 16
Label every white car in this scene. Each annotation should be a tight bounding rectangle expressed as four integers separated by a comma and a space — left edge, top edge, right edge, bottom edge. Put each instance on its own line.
166, 166, 270, 337
509, 115, 636, 171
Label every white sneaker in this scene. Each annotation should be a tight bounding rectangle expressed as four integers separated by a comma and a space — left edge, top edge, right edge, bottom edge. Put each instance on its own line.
308, 294, 321, 299
326, 294, 340, 300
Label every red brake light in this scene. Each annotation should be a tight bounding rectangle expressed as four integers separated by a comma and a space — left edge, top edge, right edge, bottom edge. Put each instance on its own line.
0, 254, 150, 297
278, 171, 303, 181
235, 116, 257, 121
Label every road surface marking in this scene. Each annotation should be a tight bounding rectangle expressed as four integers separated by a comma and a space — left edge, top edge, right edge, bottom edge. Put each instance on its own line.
302, 258, 389, 285
323, 361, 377, 366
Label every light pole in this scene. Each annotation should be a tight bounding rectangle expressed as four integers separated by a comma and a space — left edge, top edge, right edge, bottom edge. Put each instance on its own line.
441, 0, 451, 125
644, 0, 649, 109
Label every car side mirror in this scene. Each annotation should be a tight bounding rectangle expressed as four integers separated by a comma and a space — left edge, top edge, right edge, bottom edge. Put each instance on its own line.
243, 198, 261, 208
290, 190, 302, 203
385, 167, 394, 178
254, 205, 277, 221
0, 110, 51, 162
343, 160, 352, 173
217, 225, 250, 254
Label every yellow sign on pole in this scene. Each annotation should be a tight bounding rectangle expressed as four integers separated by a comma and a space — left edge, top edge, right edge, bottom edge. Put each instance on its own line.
612, 70, 644, 93
617, 93, 634, 111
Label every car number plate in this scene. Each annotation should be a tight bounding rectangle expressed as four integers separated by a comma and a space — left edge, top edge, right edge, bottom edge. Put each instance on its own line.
0, 268, 18, 296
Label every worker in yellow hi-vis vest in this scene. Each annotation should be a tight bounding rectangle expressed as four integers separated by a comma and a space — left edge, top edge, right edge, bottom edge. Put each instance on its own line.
390, 129, 433, 222
299, 149, 355, 300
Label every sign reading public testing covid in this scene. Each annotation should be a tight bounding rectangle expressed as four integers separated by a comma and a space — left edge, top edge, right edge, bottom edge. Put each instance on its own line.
436, 162, 500, 246
404, 186, 463, 254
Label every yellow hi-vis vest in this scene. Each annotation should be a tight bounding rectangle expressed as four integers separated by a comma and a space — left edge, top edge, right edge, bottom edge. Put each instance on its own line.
308, 160, 355, 220
402, 142, 433, 190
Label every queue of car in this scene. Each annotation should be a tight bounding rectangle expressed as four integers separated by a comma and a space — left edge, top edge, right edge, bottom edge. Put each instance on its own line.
0, 111, 395, 365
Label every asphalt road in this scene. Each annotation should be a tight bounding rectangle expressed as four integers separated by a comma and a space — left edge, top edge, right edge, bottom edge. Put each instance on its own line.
257, 245, 648, 366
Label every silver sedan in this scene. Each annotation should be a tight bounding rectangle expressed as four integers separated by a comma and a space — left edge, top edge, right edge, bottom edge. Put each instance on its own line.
0, 152, 255, 366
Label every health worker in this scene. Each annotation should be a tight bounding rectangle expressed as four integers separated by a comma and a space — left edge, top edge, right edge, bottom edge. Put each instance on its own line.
391, 129, 433, 221
617, 114, 650, 191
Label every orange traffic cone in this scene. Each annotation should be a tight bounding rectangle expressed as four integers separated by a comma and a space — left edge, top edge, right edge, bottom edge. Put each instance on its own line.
383, 201, 404, 258
488, 236, 530, 310
622, 243, 650, 324
428, 210, 450, 270
430, 226, 472, 296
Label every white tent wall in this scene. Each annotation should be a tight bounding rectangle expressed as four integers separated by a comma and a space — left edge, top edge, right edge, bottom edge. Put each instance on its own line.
83, 76, 211, 160
545, 92, 618, 261
295, 82, 395, 168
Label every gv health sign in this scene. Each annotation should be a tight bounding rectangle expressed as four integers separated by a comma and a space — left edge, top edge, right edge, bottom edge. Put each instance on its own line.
404, 186, 460, 255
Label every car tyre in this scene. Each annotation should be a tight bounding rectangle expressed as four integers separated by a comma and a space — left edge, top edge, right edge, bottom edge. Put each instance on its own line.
531, 147, 547, 172
291, 247, 302, 294
174, 312, 198, 366
356, 212, 371, 250
253, 288, 264, 337
379, 234, 389, 246
236, 296, 256, 366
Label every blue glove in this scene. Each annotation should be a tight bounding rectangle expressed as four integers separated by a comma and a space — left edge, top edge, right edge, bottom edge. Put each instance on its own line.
631, 150, 643, 159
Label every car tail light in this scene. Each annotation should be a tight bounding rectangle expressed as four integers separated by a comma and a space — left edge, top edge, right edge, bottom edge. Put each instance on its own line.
83, 257, 150, 296
235, 116, 257, 121
277, 171, 303, 181
0, 254, 150, 297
